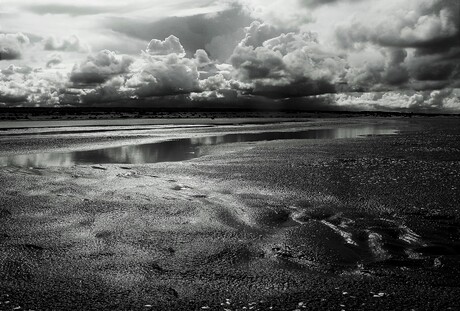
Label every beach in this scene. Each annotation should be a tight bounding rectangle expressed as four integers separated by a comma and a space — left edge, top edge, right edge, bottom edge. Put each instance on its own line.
1, 117, 459, 310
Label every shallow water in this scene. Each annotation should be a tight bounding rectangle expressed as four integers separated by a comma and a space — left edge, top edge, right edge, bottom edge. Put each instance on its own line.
0, 125, 398, 168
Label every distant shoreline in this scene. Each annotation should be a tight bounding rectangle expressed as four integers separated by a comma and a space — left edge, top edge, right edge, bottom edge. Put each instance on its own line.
0, 107, 458, 122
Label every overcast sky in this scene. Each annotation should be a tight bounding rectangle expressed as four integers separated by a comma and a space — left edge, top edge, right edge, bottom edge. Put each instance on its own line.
0, 0, 459, 112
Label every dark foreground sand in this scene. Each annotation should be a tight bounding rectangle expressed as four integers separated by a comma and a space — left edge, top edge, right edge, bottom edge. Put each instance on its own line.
0, 117, 460, 310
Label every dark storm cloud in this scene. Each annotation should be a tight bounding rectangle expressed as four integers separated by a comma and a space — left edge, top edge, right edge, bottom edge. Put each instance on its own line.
104, 5, 254, 59
0, 93, 28, 104
251, 78, 336, 98
382, 48, 409, 85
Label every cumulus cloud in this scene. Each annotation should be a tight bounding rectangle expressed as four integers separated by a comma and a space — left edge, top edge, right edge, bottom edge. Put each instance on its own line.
194, 49, 212, 67
0, 66, 69, 106
80, 37, 204, 103
79, 75, 128, 104
334, 88, 460, 112
43, 35, 89, 52
70, 50, 134, 84
146, 35, 185, 57
120, 36, 202, 97
1, 64, 33, 75
199, 73, 230, 91
230, 23, 346, 97
335, 0, 459, 50
334, 0, 459, 91
345, 47, 409, 89
125, 53, 199, 97
0, 33, 30, 60
194, 49, 221, 80
190, 88, 238, 101
238, 21, 285, 48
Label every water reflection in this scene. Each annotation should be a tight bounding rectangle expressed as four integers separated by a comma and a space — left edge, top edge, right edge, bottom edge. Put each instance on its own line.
0, 126, 398, 168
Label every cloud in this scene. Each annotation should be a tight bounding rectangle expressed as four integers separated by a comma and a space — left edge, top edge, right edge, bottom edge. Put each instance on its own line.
335, 0, 459, 50
0, 66, 69, 106
345, 47, 409, 90
43, 35, 89, 52
238, 21, 286, 48
300, 0, 363, 8
334, 88, 460, 112
23, 4, 110, 16
79, 75, 128, 104
190, 88, 238, 101
147, 35, 185, 57
105, 5, 254, 59
46, 53, 63, 68
1, 0, 456, 113
1, 64, 33, 75
124, 35, 200, 98
70, 50, 134, 84
0, 33, 30, 60
230, 25, 346, 97
334, 0, 459, 91
407, 48, 460, 84
81, 37, 202, 103
199, 73, 230, 91
125, 53, 200, 97
237, 0, 315, 28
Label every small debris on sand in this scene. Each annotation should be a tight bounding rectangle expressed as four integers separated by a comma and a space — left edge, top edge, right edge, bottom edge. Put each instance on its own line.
91, 165, 107, 170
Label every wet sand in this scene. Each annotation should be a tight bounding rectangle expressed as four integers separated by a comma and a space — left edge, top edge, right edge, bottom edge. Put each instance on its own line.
1, 117, 460, 310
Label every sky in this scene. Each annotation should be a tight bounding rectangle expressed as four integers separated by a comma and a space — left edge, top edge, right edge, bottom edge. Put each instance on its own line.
0, 0, 459, 112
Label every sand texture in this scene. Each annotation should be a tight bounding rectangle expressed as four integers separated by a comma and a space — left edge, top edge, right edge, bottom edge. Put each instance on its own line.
1, 117, 460, 310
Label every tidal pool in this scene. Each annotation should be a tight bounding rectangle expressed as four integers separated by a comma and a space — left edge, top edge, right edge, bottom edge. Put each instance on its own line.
0, 125, 398, 168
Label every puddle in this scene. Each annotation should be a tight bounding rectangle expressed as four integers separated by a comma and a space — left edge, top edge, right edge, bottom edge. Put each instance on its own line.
0, 125, 398, 168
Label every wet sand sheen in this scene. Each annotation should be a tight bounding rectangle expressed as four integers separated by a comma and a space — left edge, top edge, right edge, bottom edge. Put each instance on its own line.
0, 124, 398, 168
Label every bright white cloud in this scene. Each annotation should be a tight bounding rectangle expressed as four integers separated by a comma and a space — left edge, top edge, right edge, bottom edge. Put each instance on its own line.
146, 35, 185, 57
334, 88, 460, 112
70, 50, 134, 84
0, 33, 30, 60
43, 35, 89, 53
0, 65, 69, 106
